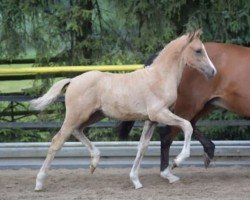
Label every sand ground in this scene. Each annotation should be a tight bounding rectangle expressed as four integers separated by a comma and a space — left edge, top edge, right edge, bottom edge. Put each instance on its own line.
0, 167, 249, 200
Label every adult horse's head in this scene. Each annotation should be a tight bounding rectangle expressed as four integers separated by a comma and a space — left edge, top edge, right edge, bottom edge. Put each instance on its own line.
183, 30, 217, 79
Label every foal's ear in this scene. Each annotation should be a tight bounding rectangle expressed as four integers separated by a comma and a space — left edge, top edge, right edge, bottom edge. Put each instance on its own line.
187, 29, 203, 43
187, 32, 196, 43
194, 29, 203, 38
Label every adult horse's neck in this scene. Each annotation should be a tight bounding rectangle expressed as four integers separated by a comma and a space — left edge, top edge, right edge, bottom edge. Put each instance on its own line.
151, 35, 188, 87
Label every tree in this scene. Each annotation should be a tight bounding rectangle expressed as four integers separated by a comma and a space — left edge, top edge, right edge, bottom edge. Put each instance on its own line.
0, 0, 249, 142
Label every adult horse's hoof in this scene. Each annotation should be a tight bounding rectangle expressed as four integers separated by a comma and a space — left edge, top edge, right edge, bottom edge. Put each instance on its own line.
204, 153, 212, 168
203, 141, 215, 167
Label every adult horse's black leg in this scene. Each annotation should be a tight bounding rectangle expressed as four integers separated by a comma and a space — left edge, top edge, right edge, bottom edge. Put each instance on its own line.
159, 124, 215, 176
159, 126, 180, 183
192, 126, 215, 168
116, 121, 135, 140
190, 104, 215, 167
159, 126, 173, 171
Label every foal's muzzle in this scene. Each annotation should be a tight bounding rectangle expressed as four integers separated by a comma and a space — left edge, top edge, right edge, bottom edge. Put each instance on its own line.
203, 65, 217, 80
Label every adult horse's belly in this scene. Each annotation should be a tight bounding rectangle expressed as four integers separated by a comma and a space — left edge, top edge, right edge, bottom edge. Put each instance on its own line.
211, 59, 250, 117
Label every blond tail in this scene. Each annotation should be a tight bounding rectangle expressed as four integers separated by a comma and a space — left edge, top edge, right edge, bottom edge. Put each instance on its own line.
30, 78, 71, 111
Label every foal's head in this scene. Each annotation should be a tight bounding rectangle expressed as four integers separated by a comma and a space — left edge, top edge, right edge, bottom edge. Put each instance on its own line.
182, 30, 217, 79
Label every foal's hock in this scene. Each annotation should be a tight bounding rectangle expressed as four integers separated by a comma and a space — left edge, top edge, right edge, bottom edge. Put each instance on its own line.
31, 30, 216, 191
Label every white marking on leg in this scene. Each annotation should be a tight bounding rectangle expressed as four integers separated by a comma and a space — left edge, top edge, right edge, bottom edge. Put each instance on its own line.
35, 171, 47, 191
130, 170, 143, 189
149, 109, 193, 167
90, 147, 100, 170
160, 167, 180, 183
174, 120, 192, 166
130, 121, 156, 189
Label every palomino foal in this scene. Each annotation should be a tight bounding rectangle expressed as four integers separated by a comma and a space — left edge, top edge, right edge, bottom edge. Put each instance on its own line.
30, 30, 216, 190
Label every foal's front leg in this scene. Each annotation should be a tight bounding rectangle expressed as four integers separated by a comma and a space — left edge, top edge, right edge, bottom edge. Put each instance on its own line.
130, 121, 156, 189
149, 108, 193, 168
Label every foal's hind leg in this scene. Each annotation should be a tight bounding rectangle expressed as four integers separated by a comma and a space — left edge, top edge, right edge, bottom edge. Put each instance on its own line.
73, 130, 100, 174
130, 121, 156, 189
35, 105, 96, 191
72, 111, 104, 173
35, 124, 74, 191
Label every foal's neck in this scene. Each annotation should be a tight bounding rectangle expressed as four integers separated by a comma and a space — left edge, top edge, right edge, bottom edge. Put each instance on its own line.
151, 44, 186, 87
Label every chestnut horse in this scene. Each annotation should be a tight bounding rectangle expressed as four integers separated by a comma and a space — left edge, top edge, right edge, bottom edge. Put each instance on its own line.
30, 31, 216, 190
118, 42, 250, 183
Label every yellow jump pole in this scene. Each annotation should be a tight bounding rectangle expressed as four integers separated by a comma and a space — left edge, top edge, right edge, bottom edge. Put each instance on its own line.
0, 65, 144, 76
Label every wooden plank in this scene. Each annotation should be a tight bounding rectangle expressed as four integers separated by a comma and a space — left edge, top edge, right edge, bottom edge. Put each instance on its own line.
196, 120, 250, 126
0, 121, 118, 130
0, 94, 64, 102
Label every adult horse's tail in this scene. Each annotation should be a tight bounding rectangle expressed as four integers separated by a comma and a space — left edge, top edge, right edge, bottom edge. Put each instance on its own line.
30, 79, 71, 111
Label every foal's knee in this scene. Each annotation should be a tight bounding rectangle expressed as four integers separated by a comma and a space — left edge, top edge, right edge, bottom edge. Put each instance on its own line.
181, 120, 193, 136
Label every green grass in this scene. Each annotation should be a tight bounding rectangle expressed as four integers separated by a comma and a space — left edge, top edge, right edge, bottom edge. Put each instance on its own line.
0, 64, 33, 68
0, 80, 34, 93
0, 64, 34, 93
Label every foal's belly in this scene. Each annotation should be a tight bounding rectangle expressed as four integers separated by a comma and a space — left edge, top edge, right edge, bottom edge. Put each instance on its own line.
100, 88, 149, 120
101, 100, 148, 121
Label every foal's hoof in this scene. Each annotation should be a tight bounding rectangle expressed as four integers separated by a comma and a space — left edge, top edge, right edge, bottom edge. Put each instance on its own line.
89, 165, 96, 174
34, 185, 43, 192
160, 168, 180, 183
134, 183, 143, 190
204, 153, 212, 168
171, 162, 178, 170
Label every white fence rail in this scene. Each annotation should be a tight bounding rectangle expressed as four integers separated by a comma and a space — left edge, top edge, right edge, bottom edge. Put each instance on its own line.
0, 141, 250, 169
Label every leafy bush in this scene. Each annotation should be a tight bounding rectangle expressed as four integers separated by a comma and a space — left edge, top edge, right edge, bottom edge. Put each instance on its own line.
0, 1, 249, 142
199, 108, 250, 140
0, 129, 53, 142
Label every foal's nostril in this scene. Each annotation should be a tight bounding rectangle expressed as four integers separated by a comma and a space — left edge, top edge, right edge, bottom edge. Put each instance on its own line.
212, 68, 217, 76
212, 69, 215, 76
204, 66, 216, 80
208, 65, 216, 78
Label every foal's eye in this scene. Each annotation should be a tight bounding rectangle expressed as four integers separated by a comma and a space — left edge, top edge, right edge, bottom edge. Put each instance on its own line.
195, 49, 202, 54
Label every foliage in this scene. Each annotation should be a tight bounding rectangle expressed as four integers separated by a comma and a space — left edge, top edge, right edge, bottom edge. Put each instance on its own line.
0, 0, 249, 142
0, 129, 52, 142
199, 108, 250, 140
1, 1, 248, 64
